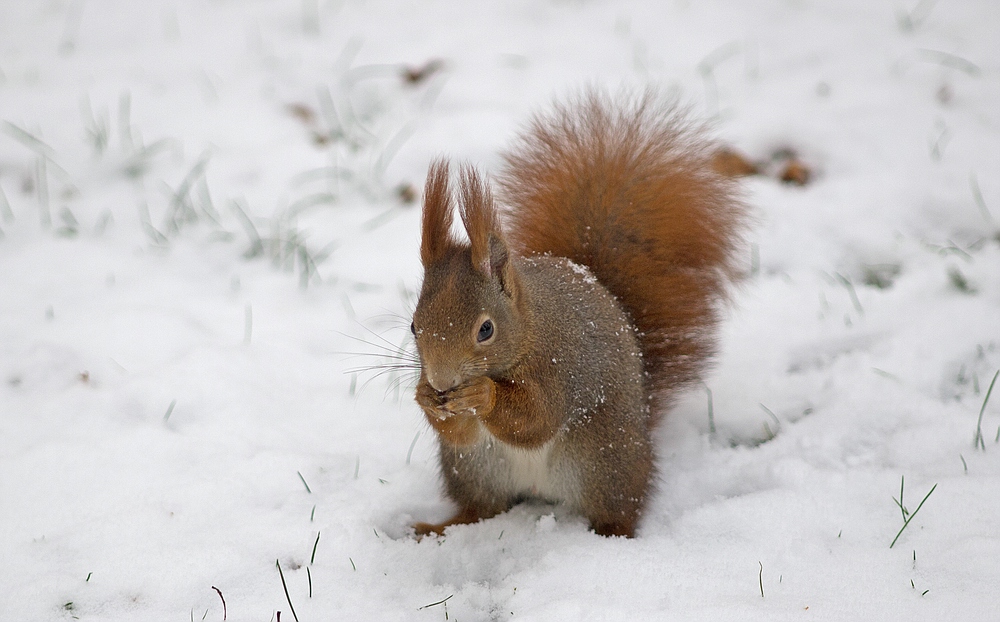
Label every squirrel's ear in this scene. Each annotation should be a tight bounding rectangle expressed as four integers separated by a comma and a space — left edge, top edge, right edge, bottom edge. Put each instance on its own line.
459, 165, 513, 292
420, 159, 455, 267
486, 233, 513, 295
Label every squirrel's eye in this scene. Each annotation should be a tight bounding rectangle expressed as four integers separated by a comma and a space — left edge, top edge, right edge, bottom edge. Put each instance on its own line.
477, 319, 494, 343
410, 322, 416, 335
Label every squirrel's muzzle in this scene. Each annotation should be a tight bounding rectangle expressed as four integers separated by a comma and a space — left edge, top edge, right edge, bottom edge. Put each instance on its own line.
425, 368, 463, 393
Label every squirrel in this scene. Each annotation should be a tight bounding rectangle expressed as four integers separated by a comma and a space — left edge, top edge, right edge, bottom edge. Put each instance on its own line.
409, 89, 746, 538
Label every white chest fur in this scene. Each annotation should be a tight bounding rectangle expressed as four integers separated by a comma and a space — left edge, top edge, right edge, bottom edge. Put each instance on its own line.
478, 436, 580, 507
498, 440, 553, 495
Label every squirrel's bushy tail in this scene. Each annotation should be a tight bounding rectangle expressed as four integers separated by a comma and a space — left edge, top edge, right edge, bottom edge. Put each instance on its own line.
498, 89, 746, 417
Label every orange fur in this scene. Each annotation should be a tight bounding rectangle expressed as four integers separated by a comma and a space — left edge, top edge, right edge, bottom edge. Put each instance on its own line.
499, 89, 745, 417
420, 159, 457, 267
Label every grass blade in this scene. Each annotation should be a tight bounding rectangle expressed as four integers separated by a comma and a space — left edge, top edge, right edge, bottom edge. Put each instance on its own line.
310, 531, 320, 565
163, 399, 177, 423
211, 586, 227, 621
2, 121, 56, 158
758, 561, 764, 598
418, 594, 454, 610
297, 471, 312, 494
275, 560, 300, 622
973, 370, 998, 451
890, 483, 937, 548
406, 431, 420, 465
0, 182, 13, 223
970, 173, 992, 223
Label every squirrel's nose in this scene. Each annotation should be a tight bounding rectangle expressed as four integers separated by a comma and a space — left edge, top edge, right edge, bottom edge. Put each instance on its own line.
426, 368, 462, 393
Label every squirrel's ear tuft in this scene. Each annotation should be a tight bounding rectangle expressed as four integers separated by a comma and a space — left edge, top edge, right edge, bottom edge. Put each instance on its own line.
420, 159, 456, 266
458, 165, 510, 286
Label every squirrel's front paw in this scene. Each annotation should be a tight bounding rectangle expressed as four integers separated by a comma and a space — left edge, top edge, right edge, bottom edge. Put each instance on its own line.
442, 376, 496, 417
415, 381, 450, 419
416, 378, 486, 446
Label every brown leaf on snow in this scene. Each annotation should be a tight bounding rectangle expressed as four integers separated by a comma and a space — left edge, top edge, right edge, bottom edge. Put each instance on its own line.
402, 59, 445, 85
778, 159, 812, 186
711, 148, 760, 178
286, 103, 317, 127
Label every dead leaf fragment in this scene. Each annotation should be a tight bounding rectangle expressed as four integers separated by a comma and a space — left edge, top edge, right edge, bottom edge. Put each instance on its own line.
778, 159, 811, 186
396, 182, 418, 204
286, 103, 317, 127
711, 148, 759, 177
402, 59, 445, 85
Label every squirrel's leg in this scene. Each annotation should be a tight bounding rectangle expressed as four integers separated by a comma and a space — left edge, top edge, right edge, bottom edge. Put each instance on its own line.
581, 445, 652, 538
423, 411, 481, 446
581, 469, 649, 538
574, 404, 654, 539
413, 506, 483, 538
591, 517, 638, 538
414, 376, 510, 536
477, 375, 564, 449
413, 442, 512, 538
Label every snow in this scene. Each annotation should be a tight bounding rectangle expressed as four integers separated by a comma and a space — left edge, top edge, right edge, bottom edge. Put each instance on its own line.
1, 0, 998, 620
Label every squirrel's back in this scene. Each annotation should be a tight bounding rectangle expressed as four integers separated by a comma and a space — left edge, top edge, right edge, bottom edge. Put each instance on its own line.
498, 89, 746, 416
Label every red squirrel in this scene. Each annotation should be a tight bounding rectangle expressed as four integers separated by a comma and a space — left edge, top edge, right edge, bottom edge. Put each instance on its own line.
410, 89, 746, 537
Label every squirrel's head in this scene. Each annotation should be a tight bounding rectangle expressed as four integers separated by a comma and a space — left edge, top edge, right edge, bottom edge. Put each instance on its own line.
411, 160, 524, 392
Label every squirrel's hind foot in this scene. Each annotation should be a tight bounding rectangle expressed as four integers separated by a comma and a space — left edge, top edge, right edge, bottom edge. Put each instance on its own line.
412, 506, 483, 539
590, 519, 636, 538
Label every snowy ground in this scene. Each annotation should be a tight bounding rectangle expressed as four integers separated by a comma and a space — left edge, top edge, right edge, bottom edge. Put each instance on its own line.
2, 0, 999, 620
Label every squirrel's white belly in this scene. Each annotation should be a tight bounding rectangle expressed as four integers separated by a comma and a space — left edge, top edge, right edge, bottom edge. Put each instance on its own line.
489, 437, 579, 506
